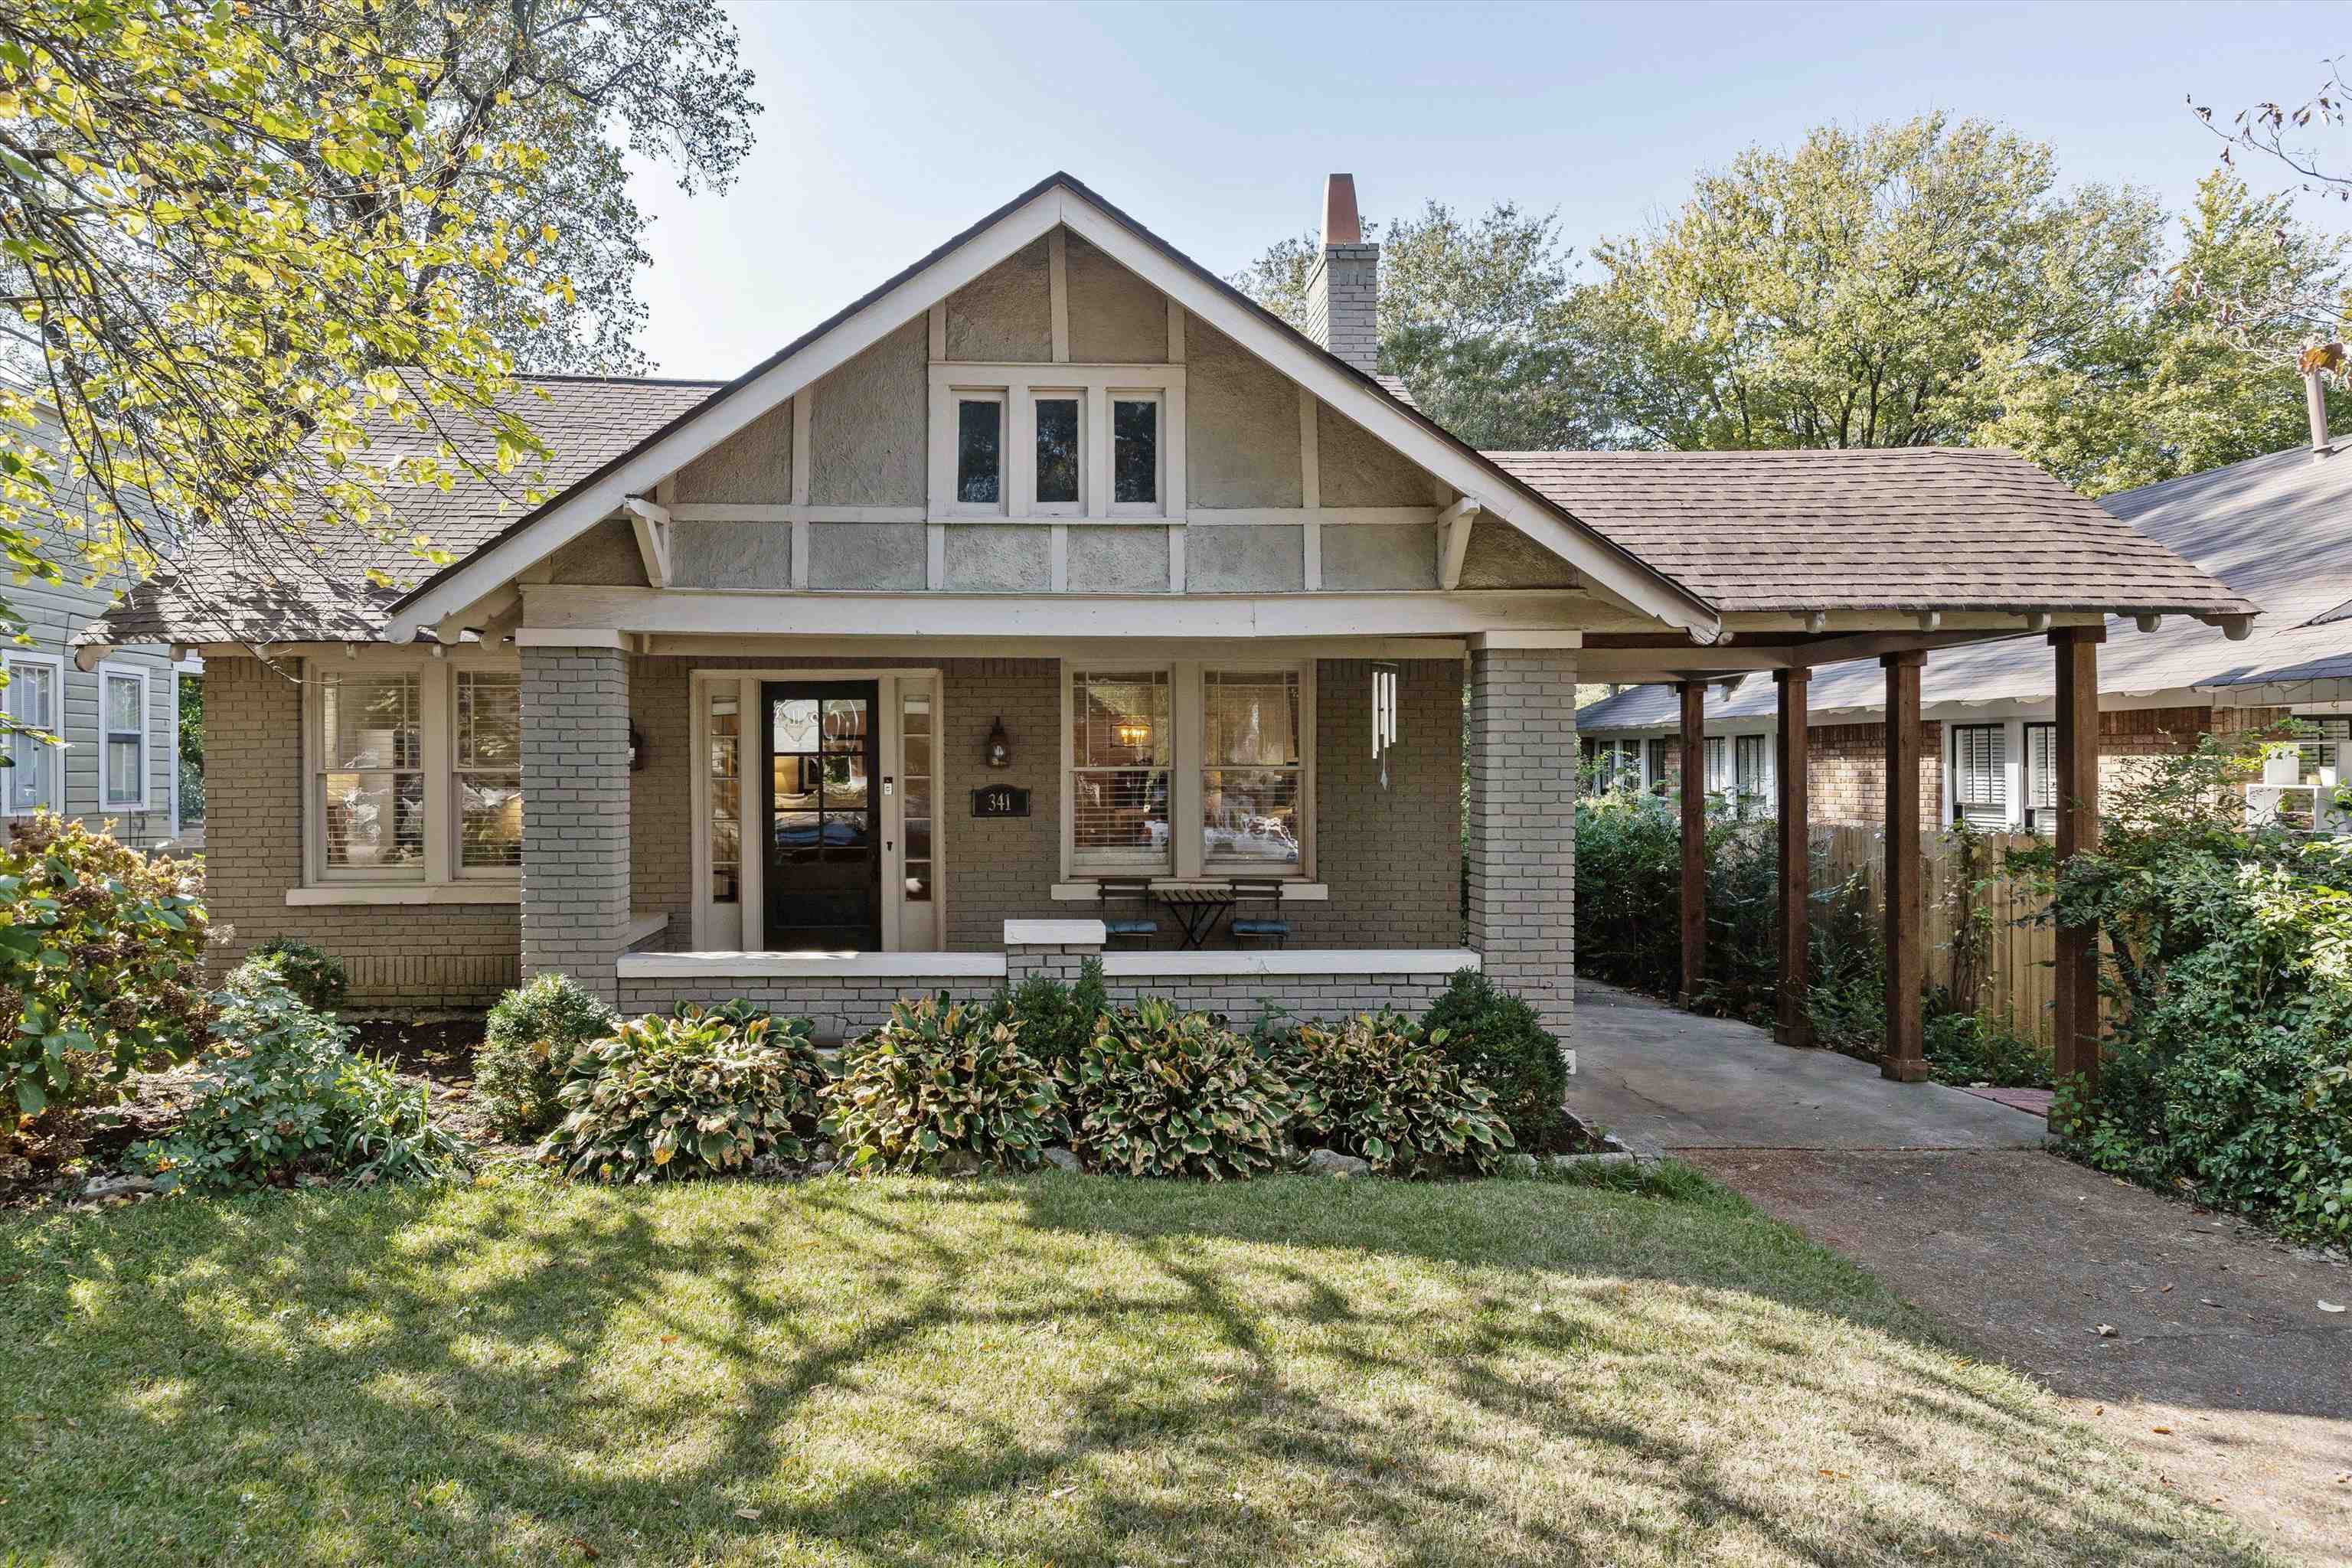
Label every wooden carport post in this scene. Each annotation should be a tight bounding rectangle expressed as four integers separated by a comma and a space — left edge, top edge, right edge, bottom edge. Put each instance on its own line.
1677, 678, 1707, 1005
2050, 626, 2105, 1095
1880, 652, 1928, 1082
1773, 668, 1812, 1047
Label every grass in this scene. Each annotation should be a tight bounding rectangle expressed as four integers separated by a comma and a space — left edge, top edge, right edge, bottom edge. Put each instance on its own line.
0, 1165, 2278, 1568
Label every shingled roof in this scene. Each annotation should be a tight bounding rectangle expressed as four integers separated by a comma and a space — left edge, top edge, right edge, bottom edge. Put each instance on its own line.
83, 375, 720, 646
1485, 446, 2259, 618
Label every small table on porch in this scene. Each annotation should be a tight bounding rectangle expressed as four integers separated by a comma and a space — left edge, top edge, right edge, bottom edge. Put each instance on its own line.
1155, 883, 1236, 949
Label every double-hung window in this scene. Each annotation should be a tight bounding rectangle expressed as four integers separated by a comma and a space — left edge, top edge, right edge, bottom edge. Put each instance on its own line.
1702, 735, 1730, 794
2024, 722, 2057, 832
2, 652, 64, 815
99, 665, 150, 812
1646, 737, 1675, 795
308, 659, 524, 888
1733, 733, 1772, 812
1952, 723, 2007, 828
1067, 664, 1312, 881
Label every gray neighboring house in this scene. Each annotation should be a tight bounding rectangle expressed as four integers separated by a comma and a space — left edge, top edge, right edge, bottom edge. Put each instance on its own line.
1574, 433, 2352, 835
3, 411, 198, 851
70, 172, 2249, 1044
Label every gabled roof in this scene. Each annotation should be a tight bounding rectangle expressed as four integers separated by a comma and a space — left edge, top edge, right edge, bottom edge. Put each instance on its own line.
1488, 447, 2259, 618
371, 172, 1718, 643
1575, 439, 2348, 733
81, 376, 718, 647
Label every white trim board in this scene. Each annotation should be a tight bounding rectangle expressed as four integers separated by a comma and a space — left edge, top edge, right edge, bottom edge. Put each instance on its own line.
619, 950, 1008, 981
383, 178, 1718, 644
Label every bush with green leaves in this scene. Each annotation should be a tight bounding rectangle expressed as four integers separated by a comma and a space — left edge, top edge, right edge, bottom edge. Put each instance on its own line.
1064, 999, 1292, 1179
986, 958, 1109, 1070
243, 937, 348, 1013
1286, 1011, 1512, 1175
2, 812, 208, 1130
829, 995, 1062, 1173
1419, 966, 1567, 1148
1921, 998, 2052, 1089
136, 977, 467, 1193
477, 973, 622, 1138
540, 1008, 823, 1183
2020, 731, 2352, 1245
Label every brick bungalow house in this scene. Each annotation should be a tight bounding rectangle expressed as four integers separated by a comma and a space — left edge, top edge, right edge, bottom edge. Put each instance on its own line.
72, 174, 2253, 1063
1574, 423, 2352, 835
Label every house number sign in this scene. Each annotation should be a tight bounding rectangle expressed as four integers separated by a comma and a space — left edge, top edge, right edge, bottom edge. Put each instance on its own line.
971, 785, 1032, 818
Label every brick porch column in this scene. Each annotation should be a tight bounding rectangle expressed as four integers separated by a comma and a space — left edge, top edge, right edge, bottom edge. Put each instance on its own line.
521, 644, 632, 1002
1465, 639, 1578, 1034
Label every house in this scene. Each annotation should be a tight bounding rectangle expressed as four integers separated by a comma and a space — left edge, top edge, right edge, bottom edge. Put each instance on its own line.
4, 408, 198, 851
72, 172, 2253, 1069
1573, 417, 2352, 835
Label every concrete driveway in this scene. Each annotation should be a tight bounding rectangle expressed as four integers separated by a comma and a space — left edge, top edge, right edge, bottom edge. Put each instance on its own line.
1570, 978, 2352, 1566
1569, 978, 2043, 1152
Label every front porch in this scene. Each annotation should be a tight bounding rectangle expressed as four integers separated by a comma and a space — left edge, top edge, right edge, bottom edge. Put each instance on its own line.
522, 637, 1574, 1032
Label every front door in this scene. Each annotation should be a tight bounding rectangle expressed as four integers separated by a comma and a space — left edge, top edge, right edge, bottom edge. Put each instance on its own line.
762, 681, 881, 950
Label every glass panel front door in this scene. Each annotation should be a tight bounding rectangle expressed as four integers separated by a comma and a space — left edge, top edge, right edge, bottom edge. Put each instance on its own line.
763, 681, 880, 950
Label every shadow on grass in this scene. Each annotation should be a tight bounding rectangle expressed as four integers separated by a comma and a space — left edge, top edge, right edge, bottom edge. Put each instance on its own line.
0, 1168, 2282, 1568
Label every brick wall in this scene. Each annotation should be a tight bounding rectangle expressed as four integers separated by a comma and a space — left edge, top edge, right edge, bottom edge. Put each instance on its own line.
200, 655, 520, 1007
1808, 720, 1946, 834
1465, 646, 1576, 1033
520, 646, 632, 1001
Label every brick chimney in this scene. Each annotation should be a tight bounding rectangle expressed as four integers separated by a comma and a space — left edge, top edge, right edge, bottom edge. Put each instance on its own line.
1304, 174, 1380, 374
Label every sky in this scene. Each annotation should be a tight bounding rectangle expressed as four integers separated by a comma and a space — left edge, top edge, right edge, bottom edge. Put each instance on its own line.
626, 0, 2351, 379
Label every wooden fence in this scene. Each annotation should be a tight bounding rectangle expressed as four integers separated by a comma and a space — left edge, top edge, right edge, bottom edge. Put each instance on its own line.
1813, 825, 2059, 1044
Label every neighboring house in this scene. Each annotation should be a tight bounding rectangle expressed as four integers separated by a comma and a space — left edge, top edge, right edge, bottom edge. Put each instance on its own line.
2, 410, 198, 851
1575, 434, 2352, 835
74, 173, 2250, 1044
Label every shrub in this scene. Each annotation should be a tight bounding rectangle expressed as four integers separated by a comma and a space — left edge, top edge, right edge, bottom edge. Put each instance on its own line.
1921, 997, 2052, 1089
136, 978, 468, 1193
2022, 732, 2352, 1246
1419, 968, 1567, 1148
1, 812, 209, 1130
1064, 1000, 1292, 1179
244, 937, 349, 1014
1288, 1011, 1512, 1176
540, 1009, 822, 1183
829, 995, 1062, 1173
478, 973, 621, 1138
987, 959, 1109, 1070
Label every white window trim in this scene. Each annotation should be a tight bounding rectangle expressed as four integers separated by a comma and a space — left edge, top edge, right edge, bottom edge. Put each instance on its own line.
944, 389, 1008, 518
96, 662, 152, 813
300, 651, 521, 894
452, 668, 524, 883
2, 650, 67, 818
1060, 660, 1315, 884
927, 362, 1187, 524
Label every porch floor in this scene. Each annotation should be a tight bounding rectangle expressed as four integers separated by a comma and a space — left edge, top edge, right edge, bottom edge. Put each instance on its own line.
1567, 978, 2044, 1153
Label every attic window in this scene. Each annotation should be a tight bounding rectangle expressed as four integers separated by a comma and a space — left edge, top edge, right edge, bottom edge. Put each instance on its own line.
955, 394, 1002, 509
1112, 396, 1159, 508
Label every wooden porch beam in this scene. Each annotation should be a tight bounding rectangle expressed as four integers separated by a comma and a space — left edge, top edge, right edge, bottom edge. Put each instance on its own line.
1774, 668, 1812, 1047
2051, 625, 2106, 1096
1678, 678, 1707, 1006
1881, 651, 1927, 1082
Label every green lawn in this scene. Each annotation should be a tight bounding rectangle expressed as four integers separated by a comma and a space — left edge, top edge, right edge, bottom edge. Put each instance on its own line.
0, 1168, 2277, 1568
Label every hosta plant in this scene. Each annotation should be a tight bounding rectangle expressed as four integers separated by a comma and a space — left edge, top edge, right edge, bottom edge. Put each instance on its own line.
1066, 1000, 1292, 1179
829, 995, 1062, 1173
1289, 1011, 1513, 1176
477, 972, 621, 1138
541, 1009, 822, 1183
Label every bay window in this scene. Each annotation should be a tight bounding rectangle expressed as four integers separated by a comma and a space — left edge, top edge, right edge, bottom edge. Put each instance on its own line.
305, 658, 522, 890
1066, 663, 1312, 881
2, 652, 63, 815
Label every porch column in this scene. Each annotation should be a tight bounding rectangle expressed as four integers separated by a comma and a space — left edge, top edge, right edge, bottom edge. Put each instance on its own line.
1465, 640, 1578, 1034
1880, 652, 1926, 1081
2051, 626, 2105, 1094
1773, 668, 1812, 1046
1677, 678, 1706, 1005
521, 643, 633, 1003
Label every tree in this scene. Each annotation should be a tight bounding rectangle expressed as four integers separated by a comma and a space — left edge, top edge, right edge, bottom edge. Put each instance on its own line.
1583, 113, 2164, 452
0, 0, 586, 747
1971, 172, 2352, 492
2194, 57, 2352, 205
283, 1, 758, 375
1231, 201, 1609, 449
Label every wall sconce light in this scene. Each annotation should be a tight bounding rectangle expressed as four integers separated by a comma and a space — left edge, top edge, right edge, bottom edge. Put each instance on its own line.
628, 720, 648, 773
985, 715, 1012, 769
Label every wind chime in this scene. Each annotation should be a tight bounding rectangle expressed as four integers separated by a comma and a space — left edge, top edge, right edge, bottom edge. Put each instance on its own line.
1371, 662, 1400, 790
